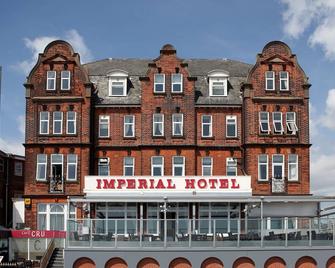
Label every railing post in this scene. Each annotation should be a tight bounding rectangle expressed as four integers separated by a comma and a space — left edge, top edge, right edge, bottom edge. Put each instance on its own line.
164, 208, 167, 248
140, 204, 143, 248
115, 219, 118, 248
237, 219, 240, 247
333, 219, 335, 247
188, 220, 191, 248
213, 219, 216, 248
309, 218, 312, 247
89, 219, 93, 248
285, 217, 288, 247
260, 198, 264, 248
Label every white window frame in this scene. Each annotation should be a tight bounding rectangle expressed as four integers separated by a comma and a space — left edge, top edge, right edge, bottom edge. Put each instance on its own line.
280, 71, 289, 91
288, 154, 299, 181
202, 157, 212, 176
66, 154, 77, 181
39, 111, 49, 135
258, 154, 268, 181
226, 158, 237, 176
154, 74, 165, 93
53, 111, 63, 135
98, 158, 110, 176
109, 79, 127, 96
202, 115, 212, 137
61, 71, 71, 90
37, 204, 71, 231
259, 112, 270, 133
172, 113, 183, 136
273, 112, 284, 134
36, 154, 47, 181
99, 115, 110, 138
209, 78, 227, 96
66, 111, 76, 135
124, 115, 135, 138
123, 157, 135, 176
153, 114, 164, 137
226, 115, 237, 138
265, 71, 275, 91
151, 156, 164, 176
272, 154, 284, 180
46, 71, 56, 90
171, 73, 183, 93
172, 156, 185, 176
286, 112, 298, 134
51, 154, 64, 179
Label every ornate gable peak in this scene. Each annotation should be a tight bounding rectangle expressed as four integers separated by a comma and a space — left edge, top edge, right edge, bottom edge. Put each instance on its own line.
42, 54, 69, 63
260, 54, 294, 66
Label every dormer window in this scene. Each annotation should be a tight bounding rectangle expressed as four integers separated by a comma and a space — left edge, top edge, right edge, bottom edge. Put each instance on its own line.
208, 70, 229, 96
154, 74, 165, 93
107, 70, 128, 96
46, 71, 56, 90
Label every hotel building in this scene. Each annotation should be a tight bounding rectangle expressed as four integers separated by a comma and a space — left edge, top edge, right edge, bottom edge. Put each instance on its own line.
22, 40, 335, 268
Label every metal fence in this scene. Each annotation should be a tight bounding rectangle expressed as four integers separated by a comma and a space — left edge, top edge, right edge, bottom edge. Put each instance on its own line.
66, 217, 335, 248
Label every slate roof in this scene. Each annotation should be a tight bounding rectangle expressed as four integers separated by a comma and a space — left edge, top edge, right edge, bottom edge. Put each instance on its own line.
84, 58, 252, 106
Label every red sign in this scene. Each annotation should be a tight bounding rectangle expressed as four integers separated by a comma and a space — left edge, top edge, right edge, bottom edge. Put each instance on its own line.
11, 230, 66, 238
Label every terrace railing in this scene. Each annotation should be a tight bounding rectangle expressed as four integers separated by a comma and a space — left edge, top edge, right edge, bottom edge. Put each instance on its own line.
66, 217, 335, 249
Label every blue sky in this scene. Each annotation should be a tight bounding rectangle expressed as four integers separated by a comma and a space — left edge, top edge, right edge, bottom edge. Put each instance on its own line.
1, 0, 335, 194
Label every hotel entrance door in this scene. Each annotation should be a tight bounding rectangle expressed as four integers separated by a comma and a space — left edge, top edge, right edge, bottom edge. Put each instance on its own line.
160, 212, 176, 241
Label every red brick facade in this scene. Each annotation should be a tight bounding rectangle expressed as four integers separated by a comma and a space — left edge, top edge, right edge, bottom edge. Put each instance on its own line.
23, 40, 311, 228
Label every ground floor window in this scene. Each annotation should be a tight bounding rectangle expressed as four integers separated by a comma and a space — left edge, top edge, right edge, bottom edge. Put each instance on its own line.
37, 203, 75, 231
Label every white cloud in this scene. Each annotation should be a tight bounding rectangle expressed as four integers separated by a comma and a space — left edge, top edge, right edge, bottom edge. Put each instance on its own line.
13, 29, 92, 74
280, 0, 335, 59
0, 138, 24, 156
311, 153, 335, 195
320, 89, 335, 129
65, 29, 92, 63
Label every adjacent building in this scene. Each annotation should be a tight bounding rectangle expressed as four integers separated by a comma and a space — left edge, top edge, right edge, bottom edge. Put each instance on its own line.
0, 150, 24, 227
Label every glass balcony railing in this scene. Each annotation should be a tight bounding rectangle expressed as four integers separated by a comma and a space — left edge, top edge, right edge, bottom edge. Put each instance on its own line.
66, 217, 335, 249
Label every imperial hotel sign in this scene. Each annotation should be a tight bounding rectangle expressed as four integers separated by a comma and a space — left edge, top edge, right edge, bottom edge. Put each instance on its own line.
21, 39, 335, 268
85, 176, 251, 197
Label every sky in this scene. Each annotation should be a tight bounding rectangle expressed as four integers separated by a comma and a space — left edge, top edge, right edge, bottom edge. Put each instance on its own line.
0, 0, 335, 195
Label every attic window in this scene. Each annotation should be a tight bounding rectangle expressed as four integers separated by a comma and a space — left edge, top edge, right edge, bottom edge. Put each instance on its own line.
208, 70, 229, 96
108, 70, 128, 97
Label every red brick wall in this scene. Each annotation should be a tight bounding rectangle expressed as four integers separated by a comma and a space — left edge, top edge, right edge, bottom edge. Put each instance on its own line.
243, 41, 310, 195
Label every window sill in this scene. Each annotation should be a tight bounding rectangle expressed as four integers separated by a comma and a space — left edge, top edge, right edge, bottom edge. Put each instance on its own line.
66, 180, 79, 184
287, 180, 300, 183
257, 180, 269, 184
98, 137, 111, 139
153, 92, 166, 95
226, 136, 239, 140
171, 92, 184, 96
152, 136, 166, 139
259, 133, 298, 137
123, 137, 136, 140
172, 135, 185, 139
35, 180, 48, 183
201, 136, 215, 140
